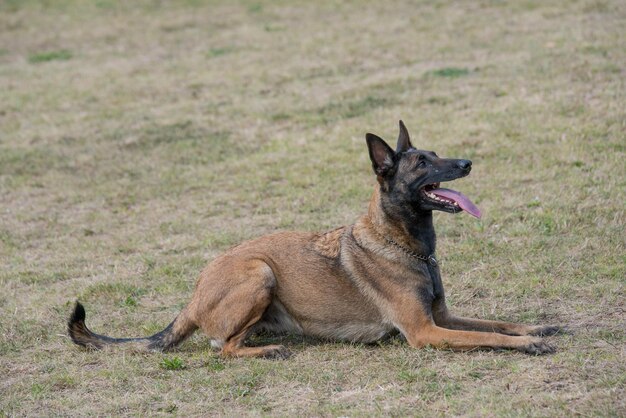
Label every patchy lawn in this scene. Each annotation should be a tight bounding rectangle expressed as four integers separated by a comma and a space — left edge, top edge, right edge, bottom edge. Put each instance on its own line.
0, 0, 624, 415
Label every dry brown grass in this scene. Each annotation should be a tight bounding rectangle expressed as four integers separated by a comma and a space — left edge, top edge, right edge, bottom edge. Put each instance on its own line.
1, 0, 624, 416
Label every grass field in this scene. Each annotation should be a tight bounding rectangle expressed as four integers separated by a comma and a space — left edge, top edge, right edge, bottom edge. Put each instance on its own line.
1, 0, 625, 416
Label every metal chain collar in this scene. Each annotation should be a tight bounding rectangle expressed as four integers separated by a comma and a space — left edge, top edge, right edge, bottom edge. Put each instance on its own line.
370, 225, 438, 266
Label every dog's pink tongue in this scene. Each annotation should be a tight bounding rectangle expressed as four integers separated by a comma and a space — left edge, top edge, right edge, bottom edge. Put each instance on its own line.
431, 188, 482, 218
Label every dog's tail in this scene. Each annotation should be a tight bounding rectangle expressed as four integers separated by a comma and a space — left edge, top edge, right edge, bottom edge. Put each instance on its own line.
67, 301, 198, 351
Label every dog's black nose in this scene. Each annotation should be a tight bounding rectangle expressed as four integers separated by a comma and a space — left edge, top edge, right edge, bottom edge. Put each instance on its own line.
457, 160, 472, 170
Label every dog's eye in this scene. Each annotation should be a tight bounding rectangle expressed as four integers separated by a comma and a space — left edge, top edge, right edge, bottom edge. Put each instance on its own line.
417, 160, 426, 168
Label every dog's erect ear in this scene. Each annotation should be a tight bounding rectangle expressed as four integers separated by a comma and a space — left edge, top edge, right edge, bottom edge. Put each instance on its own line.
396, 120, 413, 153
366, 133, 396, 177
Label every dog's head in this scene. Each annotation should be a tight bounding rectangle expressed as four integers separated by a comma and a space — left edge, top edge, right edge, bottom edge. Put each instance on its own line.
366, 121, 481, 218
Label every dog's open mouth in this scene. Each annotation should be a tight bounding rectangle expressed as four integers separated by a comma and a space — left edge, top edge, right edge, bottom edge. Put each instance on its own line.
422, 183, 482, 218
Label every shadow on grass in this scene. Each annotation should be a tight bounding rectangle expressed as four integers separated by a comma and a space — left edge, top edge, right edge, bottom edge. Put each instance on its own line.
248, 330, 406, 350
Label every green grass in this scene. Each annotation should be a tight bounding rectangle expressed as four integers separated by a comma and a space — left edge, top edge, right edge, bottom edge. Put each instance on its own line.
160, 356, 186, 371
208, 47, 234, 58
28, 49, 73, 63
1, 0, 625, 416
427, 67, 471, 78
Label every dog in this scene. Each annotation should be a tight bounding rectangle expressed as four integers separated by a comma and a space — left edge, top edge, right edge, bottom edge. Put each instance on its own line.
68, 121, 561, 358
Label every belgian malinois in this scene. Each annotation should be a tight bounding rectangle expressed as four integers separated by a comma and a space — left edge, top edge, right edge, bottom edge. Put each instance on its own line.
68, 121, 561, 358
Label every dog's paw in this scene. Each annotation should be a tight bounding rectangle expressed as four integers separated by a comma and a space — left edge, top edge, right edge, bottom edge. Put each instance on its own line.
528, 325, 567, 337
262, 345, 292, 360
518, 338, 556, 355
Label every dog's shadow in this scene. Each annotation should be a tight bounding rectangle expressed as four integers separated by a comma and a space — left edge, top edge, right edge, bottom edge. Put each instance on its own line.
177, 330, 407, 356
248, 330, 406, 350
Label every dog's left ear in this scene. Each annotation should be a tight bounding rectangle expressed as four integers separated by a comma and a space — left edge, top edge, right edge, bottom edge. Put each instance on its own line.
366, 133, 396, 177
396, 120, 413, 153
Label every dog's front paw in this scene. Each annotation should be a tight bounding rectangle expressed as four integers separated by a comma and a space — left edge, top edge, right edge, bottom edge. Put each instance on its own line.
518, 337, 555, 355
528, 325, 566, 337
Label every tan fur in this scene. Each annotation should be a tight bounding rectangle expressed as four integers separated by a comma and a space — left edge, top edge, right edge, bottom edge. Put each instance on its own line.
312, 226, 345, 258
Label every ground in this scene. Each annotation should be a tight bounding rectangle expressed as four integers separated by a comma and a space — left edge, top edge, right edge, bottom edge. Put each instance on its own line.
0, 0, 624, 416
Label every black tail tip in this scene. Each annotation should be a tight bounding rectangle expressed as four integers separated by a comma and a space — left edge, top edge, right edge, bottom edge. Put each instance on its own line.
69, 301, 86, 325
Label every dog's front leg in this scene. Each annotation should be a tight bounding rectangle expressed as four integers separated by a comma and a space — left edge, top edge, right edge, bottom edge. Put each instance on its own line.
430, 287, 562, 336
393, 300, 555, 354
406, 323, 555, 354
434, 313, 562, 337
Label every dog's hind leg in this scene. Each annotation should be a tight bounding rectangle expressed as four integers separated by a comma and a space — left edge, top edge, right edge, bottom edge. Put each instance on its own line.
193, 259, 291, 359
